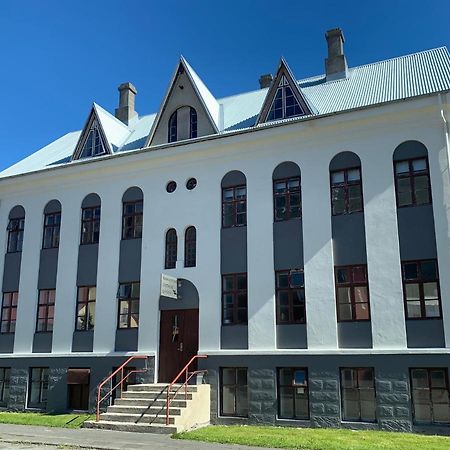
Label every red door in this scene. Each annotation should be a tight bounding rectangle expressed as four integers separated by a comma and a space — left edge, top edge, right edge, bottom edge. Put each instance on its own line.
158, 309, 199, 383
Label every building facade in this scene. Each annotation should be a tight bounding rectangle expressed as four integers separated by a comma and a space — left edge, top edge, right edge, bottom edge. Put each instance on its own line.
1, 29, 450, 432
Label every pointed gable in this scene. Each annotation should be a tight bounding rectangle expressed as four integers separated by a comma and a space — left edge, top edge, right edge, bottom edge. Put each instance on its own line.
72, 104, 131, 161
145, 57, 220, 147
256, 58, 314, 125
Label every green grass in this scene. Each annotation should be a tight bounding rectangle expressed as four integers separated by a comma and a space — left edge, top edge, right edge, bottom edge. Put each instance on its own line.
174, 425, 450, 450
0, 412, 92, 428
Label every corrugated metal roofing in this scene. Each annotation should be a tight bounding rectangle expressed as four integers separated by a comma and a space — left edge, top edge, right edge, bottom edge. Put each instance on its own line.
2, 47, 450, 178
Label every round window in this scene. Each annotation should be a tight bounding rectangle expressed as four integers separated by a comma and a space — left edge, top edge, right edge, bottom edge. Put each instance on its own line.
166, 181, 177, 193
186, 178, 197, 190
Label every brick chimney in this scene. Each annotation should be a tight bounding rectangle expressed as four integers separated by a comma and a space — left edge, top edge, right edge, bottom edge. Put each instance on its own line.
259, 74, 273, 89
115, 82, 138, 125
325, 28, 348, 81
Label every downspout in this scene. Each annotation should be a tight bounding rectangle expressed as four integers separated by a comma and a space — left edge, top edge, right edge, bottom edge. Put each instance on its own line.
438, 93, 450, 161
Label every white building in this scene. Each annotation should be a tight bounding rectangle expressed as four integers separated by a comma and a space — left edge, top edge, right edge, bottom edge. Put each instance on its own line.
0, 28, 450, 432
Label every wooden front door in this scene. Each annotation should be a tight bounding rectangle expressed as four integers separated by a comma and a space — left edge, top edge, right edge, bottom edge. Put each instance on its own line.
158, 309, 199, 383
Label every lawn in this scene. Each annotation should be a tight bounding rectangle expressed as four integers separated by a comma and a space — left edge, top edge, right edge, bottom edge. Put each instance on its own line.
0, 412, 92, 428
174, 425, 450, 450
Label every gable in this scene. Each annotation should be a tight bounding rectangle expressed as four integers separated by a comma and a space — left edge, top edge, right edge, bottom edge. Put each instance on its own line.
256, 58, 314, 125
146, 58, 219, 147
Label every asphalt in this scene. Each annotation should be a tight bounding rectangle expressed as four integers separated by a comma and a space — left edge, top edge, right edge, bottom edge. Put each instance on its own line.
0, 424, 276, 450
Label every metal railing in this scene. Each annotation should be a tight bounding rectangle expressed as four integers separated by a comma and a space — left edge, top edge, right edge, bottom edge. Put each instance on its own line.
96, 355, 149, 422
165, 354, 207, 425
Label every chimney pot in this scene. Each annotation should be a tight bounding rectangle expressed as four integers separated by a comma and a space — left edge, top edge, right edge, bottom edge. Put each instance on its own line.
325, 28, 348, 81
259, 74, 273, 89
115, 82, 138, 125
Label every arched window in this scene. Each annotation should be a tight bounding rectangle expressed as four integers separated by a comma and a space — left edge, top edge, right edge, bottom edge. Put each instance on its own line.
184, 227, 196, 267
42, 200, 61, 249
122, 187, 143, 240
168, 107, 197, 143
7, 206, 25, 253
273, 162, 301, 221
221, 171, 247, 228
165, 229, 177, 269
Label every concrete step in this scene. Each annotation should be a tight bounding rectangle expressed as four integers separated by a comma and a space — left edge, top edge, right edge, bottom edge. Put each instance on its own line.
99, 412, 175, 425
122, 391, 193, 400
107, 405, 182, 415
126, 384, 198, 393
84, 420, 177, 434
114, 398, 188, 408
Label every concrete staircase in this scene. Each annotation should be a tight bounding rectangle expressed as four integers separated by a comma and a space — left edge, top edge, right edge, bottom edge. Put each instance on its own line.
84, 383, 210, 434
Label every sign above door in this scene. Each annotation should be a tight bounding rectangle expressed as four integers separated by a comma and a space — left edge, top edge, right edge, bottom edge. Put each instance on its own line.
161, 273, 178, 299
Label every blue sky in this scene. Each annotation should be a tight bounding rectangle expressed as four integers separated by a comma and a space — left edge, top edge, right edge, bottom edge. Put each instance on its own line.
0, 0, 449, 171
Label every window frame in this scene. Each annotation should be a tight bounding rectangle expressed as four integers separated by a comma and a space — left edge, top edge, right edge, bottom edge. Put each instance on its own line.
117, 281, 140, 329
222, 273, 248, 326
277, 367, 310, 420
267, 76, 305, 121
165, 229, 177, 269
80, 206, 101, 245
80, 126, 106, 159
7, 217, 25, 253
121, 200, 143, 240
36, 289, 55, 333
410, 367, 450, 425
220, 367, 248, 418
401, 259, 442, 320
340, 367, 377, 423
1, 292, 18, 334
0, 367, 10, 406
222, 184, 247, 228
28, 367, 49, 409
335, 265, 371, 322
184, 226, 196, 268
330, 166, 364, 216
273, 176, 302, 222
42, 212, 61, 249
75, 286, 96, 331
394, 157, 432, 208
275, 269, 306, 325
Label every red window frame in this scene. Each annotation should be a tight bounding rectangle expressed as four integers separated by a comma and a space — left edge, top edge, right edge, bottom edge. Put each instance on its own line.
394, 157, 432, 208
80, 206, 100, 245
1, 292, 18, 333
75, 286, 96, 331
122, 200, 143, 240
335, 265, 370, 322
184, 226, 196, 268
222, 273, 248, 325
273, 176, 302, 221
275, 269, 306, 325
117, 282, 140, 329
42, 212, 61, 249
36, 290, 55, 333
402, 259, 441, 320
165, 229, 177, 269
222, 185, 247, 228
330, 167, 363, 216
7, 217, 24, 253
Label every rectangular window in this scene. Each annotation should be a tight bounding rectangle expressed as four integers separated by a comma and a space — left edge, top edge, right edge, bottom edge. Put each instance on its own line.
36, 290, 55, 332
340, 367, 376, 422
122, 201, 143, 240
222, 273, 247, 325
276, 269, 306, 324
330, 168, 363, 215
335, 265, 370, 322
411, 368, 450, 424
222, 185, 247, 228
395, 158, 431, 207
67, 368, 90, 411
278, 368, 309, 420
118, 282, 140, 329
1, 292, 18, 333
273, 177, 301, 221
28, 367, 49, 409
42, 212, 61, 249
0, 368, 10, 406
402, 260, 441, 319
7, 218, 24, 253
220, 367, 248, 417
75, 286, 96, 331
81, 206, 100, 245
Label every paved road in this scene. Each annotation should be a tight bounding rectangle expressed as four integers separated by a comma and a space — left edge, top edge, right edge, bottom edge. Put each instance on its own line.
0, 424, 277, 450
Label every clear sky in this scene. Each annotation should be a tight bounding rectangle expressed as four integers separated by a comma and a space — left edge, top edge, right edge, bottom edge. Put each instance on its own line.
0, 0, 449, 171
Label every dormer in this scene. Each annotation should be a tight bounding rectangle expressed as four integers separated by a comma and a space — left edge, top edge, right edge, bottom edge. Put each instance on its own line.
146, 57, 219, 147
256, 58, 314, 125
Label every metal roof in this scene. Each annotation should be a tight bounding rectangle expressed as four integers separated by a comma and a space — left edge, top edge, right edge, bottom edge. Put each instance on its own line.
2, 47, 450, 178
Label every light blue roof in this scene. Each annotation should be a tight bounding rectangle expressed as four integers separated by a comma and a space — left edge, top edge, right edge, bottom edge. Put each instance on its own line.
2, 47, 450, 178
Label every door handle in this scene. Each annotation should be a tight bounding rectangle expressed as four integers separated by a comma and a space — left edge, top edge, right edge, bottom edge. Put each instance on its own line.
178, 342, 183, 352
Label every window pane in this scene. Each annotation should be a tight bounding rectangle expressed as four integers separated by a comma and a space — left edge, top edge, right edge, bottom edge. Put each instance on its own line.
221, 386, 235, 415
342, 388, 360, 420
421, 261, 437, 280
423, 282, 438, 299
403, 263, 418, 280
353, 266, 366, 283
236, 386, 248, 416
338, 287, 351, 304
339, 304, 352, 321
396, 161, 410, 174
337, 268, 349, 284
347, 169, 361, 181
279, 387, 294, 418
397, 178, 412, 206
360, 389, 376, 421
407, 301, 422, 318
405, 284, 420, 300
290, 271, 304, 288
354, 286, 368, 303
412, 159, 427, 172
430, 370, 447, 388
414, 176, 430, 205
275, 181, 286, 193
331, 171, 345, 184
425, 300, 440, 318
279, 368, 293, 386
277, 273, 289, 288
412, 369, 429, 388
355, 303, 370, 320
222, 368, 236, 385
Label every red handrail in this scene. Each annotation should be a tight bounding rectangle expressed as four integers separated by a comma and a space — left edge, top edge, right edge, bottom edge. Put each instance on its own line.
96, 355, 149, 421
165, 354, 207, 425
